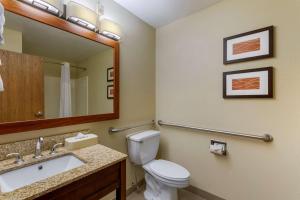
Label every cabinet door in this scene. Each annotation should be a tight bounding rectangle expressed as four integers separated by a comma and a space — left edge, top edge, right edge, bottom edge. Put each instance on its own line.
0, 49, 44, 123
35, 163, 120, 200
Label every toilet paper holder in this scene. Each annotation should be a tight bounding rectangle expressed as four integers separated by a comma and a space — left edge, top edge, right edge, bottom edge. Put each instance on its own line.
210, 140, 227, 156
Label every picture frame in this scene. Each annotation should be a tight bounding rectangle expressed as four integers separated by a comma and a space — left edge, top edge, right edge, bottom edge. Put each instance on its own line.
107, 67, 114, 82
223, 26, 274, 64
223, 67, 273, 98
107, 85, 114, 99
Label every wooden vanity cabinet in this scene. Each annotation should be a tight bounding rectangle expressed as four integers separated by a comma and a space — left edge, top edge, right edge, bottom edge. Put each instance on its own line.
36, 160, 126, 200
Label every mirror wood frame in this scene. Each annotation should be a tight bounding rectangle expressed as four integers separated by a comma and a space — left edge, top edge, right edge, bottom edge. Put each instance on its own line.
0, 0, 120, 135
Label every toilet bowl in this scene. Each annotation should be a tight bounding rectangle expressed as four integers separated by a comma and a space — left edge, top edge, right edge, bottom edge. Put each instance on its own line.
127, 130, 190, 200
143, 159, 190, 200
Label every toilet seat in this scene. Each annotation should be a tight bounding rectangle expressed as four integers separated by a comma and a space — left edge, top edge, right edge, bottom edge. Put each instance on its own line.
143, 160, 190, 188
150, 160, 190, 181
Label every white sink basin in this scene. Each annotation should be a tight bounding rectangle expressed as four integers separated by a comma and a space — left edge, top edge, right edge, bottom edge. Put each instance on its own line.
0, 154, 85, 193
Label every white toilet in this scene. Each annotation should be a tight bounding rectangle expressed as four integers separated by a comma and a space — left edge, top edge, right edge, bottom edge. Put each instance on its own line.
127, 130, 190, 200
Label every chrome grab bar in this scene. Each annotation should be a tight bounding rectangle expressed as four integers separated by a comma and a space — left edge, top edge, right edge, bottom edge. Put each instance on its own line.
157, 120, 273, 143
109, 121, 155, 134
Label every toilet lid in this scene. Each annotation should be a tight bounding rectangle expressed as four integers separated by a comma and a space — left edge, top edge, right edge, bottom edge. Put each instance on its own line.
149, 160, 190, 181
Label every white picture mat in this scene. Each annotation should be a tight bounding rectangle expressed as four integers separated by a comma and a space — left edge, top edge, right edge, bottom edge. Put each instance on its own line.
108, 86, 114, 98
226, 30, 270, 61
226, 71, 269, 96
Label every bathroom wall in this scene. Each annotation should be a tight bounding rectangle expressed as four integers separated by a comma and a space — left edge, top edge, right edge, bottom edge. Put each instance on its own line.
44, 63, 78, 118
43, 47, 113, 119
0, 0, 155, 195
79, 48, 114, 115
74, 75, 88, 116
0, 28, 22, 53
156, 0, 300, 199
43, 63, 61, 118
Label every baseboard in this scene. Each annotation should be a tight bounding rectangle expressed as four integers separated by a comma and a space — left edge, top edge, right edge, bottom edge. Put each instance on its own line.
111, 179, 144, 200
123, 179, 225, 200
186, 185, 226, 200
126, 179, 145, 196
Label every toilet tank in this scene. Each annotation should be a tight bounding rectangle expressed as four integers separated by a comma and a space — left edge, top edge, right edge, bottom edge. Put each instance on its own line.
127, 130, 160, 165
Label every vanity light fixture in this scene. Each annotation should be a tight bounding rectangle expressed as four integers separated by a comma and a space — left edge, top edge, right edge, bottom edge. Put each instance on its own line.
99, 18, 121, 41
18, 0, 63, 16
66, 1, 98, 31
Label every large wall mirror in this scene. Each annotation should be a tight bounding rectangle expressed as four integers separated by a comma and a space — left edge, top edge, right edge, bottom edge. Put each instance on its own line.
0, 0, 119, 134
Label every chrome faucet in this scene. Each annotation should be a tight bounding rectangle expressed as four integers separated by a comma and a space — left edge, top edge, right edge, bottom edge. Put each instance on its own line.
49, 143, 63, 155
6, 153, 24, 164
33, 137, 44, 159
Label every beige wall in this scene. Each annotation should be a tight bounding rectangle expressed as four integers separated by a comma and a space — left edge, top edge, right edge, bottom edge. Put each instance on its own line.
44, 47, 113, 119
79, 49, 114, 115
0, 0, 156, 196
44, 63, 78, 119
0, 28, 22, 53
156, 0, 300, 200
44, 63, 61, 119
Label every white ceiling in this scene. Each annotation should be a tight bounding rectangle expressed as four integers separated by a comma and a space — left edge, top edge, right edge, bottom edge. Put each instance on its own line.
113, 0, 222, 28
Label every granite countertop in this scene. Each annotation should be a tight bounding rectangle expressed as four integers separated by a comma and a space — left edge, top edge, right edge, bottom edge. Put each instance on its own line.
0, 144, 127, 200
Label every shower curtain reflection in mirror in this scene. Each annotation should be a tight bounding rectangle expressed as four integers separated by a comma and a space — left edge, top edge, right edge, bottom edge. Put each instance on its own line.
59, 62, 72, 118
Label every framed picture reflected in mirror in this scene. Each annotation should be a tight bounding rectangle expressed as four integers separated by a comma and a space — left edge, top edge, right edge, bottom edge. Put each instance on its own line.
107, 67, 114, 82
107, 85, 114, 99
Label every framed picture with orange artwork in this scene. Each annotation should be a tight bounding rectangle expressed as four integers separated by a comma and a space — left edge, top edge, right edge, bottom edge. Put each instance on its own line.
223, 67, 273, 98
223, 26, 274, 64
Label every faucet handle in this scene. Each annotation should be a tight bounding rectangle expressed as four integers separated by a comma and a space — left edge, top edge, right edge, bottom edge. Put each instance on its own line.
49, 143, 63, 155
6, 153, 24, 164
38, 137, 44, 143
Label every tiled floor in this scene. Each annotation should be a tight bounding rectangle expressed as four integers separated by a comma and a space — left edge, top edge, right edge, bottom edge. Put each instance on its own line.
127, 189, 206, 200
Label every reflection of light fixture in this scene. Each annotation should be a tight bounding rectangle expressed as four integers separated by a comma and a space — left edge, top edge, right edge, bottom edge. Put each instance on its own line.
19, 0, 63, 16
97, 0, 104, 17
100, 19, 121, 41
66, 1, 98, 31
0, 74, 4, 92
96, 0, 104, 29
0, 59, 3, 92
0, 4, 4, 92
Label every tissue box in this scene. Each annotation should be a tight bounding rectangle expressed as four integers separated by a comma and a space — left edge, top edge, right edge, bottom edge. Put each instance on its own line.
65, 133, 98, 150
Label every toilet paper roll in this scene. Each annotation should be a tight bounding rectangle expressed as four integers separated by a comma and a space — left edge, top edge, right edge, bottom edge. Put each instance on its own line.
210, 143, 225, 155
